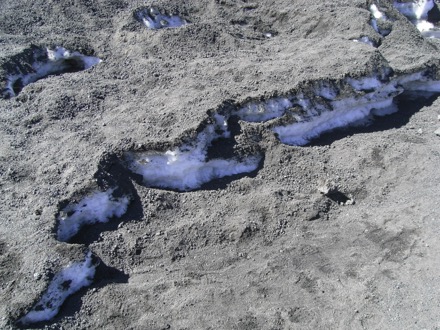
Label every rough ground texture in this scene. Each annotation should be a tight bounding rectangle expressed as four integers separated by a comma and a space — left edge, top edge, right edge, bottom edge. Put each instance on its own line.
1, 0, 440, 329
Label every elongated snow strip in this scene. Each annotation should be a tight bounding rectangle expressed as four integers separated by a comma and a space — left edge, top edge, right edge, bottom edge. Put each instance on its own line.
19, 252, 96, 325
57, 189, 130, 242
231, 70, 440, 146
273, 82, 401, 146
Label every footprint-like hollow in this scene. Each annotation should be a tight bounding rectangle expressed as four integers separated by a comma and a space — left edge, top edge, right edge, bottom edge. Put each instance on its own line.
134, 7, 187, 30
1, 45, 101, 99
126, 114, 262, 192
56, 189, 131, 242
18, 252, 97, 325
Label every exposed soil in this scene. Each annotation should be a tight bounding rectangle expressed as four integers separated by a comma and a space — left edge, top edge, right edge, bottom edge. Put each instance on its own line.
1, 0, 440, 329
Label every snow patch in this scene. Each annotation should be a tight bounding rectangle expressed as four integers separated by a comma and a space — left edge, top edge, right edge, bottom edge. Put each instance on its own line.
135, 7, 187, 30
273, 81, 401, 146
3, 46, 101, 98
19, 252, 96, 325
393, 0, 434, 20
269, 70, 440, 145
128, 121, 261, 191
370, 4, 391, 36
393, 0, 440, 38
57, 189, 130, 242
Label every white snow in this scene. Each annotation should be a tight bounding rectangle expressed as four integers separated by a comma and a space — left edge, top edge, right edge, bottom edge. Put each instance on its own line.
393, 0, 439, 37
353, 36, 376, 47
137, 8, 186, 29
396, 71, 440, 94
273, 81, 401, 146
236, 97, 292, 122
4, 46, 101, 98
128, 123, 261, 191
370, 4, 386, 20
270, 68, 440, 145
393, 0, 434, 20
57, 189, 130, 242
316, 83, 339, 100
370, 4, 391, 36
19, 252, 96, 324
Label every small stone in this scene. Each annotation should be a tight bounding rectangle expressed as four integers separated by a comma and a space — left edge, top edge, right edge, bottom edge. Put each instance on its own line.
417, 128, 423, 134
435, 128, 440, 136
437, 114, 440, 121
317, 179, 337, 195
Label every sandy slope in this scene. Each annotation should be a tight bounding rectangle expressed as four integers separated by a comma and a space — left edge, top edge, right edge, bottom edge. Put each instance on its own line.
1, 0, 440, 329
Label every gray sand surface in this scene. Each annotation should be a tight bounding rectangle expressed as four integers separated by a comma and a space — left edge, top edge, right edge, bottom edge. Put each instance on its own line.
1, 0, 440, 329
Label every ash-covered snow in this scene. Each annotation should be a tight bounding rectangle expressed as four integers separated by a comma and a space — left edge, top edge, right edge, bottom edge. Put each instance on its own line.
19, 252, 96, 325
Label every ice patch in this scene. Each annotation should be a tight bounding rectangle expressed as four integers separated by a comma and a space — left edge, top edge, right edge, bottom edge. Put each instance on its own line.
236, 97, 293, 122
135, 7, 187, 30
57, 189, 130, 242
19, 252, 96, 325
128, 121, 261, 191
2, 46, 101, 99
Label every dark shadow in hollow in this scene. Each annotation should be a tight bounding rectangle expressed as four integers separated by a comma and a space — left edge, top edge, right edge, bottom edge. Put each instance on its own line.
428, 4, 440, 24
326, 191, 351, 204
17, 258, 129, 329
66, 156, 144, 246
307, 93, 439, 147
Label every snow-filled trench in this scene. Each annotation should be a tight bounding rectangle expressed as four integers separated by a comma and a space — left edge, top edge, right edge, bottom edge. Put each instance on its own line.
2, 46, 101, 99
127, 115, 262, 191
235, 70, 440, 146
19, 252, 96, 325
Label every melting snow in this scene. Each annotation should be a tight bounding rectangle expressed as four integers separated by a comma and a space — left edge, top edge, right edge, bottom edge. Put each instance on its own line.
393, 0, 440, 38
3, 46, 101, 98
57, 189, 130, 242
128, 120, 261, 191
19, 252, 96, 325
135, 7, 187, 30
